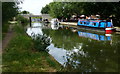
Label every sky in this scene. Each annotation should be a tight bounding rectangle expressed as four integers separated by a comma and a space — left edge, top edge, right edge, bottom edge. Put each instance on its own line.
18, 0, 53, 15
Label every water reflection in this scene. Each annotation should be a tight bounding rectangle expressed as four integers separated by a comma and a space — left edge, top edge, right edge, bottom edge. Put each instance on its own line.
47, 44, 67, 65
26, 23, 119, 72
78, 31, 111, 41
51, 23, 59, 30
26, 23, 43, 36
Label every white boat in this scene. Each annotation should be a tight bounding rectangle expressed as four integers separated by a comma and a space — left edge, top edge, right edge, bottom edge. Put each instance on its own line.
50, 18, 60, 30
50, 18, 60, 26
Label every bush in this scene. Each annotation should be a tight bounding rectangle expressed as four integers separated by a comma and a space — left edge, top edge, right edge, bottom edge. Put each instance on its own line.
32, 34, 50, 52
16, 15, 29, 26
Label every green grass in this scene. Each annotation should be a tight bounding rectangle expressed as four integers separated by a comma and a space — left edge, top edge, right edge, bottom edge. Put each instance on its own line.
2, 25, 62, 72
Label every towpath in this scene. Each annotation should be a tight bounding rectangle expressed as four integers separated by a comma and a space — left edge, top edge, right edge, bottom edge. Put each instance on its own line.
2, 24, 15, 53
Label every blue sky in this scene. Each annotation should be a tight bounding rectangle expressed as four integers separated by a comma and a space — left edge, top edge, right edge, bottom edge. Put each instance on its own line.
18, 0, 53, 15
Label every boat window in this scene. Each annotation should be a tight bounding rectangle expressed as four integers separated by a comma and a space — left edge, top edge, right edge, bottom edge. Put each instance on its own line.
80, 22, 82, 24
84, 22, 86, 24
105, 23, 107, 27
93, 23, 96, 26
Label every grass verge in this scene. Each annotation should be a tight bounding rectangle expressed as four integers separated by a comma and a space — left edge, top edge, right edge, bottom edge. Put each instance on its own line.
2, 24, 62, 72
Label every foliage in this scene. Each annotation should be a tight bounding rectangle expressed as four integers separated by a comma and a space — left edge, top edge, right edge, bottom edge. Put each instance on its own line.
2, 1, 22, 33
41, 2, 120, 26
20, 10, 30, 14
32, 34, 50, 52
2, 1, 22, 24
2, 2, 18, 24
49, 2, 63, 18
16, 15, 29, 26
41, 4, 50, 14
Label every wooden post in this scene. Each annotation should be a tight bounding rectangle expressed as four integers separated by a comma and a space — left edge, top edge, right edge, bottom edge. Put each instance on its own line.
29, 17, 31, 27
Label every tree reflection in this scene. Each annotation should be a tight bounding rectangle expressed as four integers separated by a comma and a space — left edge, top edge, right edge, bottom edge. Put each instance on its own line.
42, 28, 80, 50
62, 39, 118, 72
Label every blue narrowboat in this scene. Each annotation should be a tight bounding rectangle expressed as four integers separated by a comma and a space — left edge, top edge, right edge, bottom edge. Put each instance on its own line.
77, 19, 115, 33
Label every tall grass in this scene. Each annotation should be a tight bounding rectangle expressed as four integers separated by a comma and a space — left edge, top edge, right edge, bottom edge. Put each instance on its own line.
2, 25, 62, 72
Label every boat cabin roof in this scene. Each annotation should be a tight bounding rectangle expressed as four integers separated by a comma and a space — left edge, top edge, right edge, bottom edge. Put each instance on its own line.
79, 19, 111, 22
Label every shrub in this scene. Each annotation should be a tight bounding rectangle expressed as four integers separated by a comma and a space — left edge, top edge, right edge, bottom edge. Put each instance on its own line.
16, 15, 29, 26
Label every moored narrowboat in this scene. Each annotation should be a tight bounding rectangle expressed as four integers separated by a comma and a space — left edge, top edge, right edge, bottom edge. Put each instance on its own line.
77, 19, 115, 33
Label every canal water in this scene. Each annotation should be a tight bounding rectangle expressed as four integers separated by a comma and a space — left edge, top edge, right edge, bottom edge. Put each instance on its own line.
26, 22, 119, 72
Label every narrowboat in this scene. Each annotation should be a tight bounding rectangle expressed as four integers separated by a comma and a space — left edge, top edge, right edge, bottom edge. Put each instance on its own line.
77, 19, 115, 33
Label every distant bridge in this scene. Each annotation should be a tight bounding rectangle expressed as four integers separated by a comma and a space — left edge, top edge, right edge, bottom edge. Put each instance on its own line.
20, 14, 52, 21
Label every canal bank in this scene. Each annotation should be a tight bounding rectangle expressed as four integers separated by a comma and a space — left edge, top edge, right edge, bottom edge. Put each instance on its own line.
2, 24, 62, 72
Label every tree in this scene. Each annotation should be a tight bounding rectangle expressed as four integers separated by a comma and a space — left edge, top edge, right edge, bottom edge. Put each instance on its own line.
81, 2, 120, 26
2, 0, 23, 24
2, 1, 22, 32
43, 2, 120, 26
41, 4, 50, 14
2, 2, 18, 24
49, 2, 64, 18
20, 10, 30, 14
48, 2, 74, 19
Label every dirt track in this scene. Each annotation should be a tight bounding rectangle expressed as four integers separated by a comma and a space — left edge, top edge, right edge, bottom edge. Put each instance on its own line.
2, 24, 15, 53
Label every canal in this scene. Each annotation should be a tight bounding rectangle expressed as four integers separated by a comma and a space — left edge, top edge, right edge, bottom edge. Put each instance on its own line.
26, 22, 119, 72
